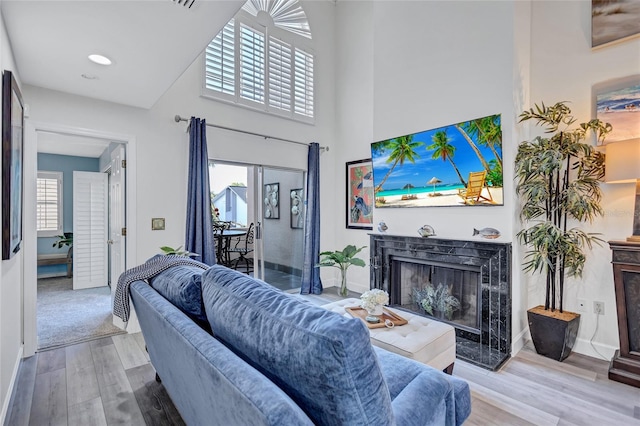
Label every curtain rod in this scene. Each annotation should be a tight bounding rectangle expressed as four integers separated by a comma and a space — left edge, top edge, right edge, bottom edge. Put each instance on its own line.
174, 115, 328, 151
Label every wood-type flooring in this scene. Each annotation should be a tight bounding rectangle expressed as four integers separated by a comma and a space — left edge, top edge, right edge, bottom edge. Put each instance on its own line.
5, 289, 640, 425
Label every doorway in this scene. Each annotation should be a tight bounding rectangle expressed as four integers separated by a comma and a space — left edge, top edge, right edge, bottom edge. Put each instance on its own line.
209, 161, 305, 291
25, 124, 134, 354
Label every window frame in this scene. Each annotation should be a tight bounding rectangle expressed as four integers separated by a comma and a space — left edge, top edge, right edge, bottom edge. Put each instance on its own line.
202, 10, 315, 124
37, 170, 64, 238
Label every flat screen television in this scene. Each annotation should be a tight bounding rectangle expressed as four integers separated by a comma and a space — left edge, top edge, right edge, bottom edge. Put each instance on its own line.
370, 113, 503, 208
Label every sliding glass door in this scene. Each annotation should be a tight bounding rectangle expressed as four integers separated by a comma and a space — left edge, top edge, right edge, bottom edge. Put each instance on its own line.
209, 161, 305, 291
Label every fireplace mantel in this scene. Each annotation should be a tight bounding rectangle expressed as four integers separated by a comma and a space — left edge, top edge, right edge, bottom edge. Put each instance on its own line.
370, 233, 512, 370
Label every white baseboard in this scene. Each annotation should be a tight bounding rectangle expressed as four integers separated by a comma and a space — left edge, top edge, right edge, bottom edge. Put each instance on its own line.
1, 345, 24, 425
511, 327, 529, 356
572, 338, 616, 362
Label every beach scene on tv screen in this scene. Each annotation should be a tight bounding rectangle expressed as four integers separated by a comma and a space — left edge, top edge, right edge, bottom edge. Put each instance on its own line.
371, 114, 503, 208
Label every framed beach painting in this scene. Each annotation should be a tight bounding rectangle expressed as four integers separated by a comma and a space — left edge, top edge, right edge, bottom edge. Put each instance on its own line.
2, 70, 24, 259
370, 114, 503, 208
592, 0, 640, 48
596, 81, 640, 143
346, 159, 373, 230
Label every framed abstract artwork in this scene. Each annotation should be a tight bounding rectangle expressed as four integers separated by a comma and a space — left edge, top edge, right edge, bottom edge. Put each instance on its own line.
290, 188, 304, 229
2, 70, 24, 260
264, 182, 280, 219
346, 159, 373, 230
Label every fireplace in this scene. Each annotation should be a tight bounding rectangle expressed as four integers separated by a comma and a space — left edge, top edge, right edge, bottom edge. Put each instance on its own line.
392, 258, 481, 332
370, 234, 511, 370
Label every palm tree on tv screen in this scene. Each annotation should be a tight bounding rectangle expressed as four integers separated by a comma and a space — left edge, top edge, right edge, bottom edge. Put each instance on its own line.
374, 135, 424, 192
427, 130, 467, 186
465, 115, 503, 168
454, 122, 491, 172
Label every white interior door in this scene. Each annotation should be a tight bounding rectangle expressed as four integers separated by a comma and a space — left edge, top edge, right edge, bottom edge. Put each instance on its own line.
108, 146, 126, 288
73, 171, 108, 290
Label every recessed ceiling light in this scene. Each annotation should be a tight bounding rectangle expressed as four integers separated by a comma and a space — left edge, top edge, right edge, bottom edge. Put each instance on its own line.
88, 54, 112, 66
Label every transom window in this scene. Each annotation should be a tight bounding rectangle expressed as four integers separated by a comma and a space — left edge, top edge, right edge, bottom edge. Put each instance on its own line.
37, 171, 63, 237
204, 0, 314, 123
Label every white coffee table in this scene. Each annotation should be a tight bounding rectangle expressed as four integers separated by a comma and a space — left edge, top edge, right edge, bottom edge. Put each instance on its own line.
322, 298, 457, 373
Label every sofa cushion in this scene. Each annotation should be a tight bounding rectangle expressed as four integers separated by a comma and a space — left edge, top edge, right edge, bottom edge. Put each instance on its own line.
201, 265, 394, 426
149, 263, 207, 325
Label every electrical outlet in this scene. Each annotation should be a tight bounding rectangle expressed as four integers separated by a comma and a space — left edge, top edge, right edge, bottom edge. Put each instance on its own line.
577, 298, 587, 312
593, 301, 605, 315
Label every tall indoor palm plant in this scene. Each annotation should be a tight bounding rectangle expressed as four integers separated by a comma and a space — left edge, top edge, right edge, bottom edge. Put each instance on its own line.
515, 101, 611, 360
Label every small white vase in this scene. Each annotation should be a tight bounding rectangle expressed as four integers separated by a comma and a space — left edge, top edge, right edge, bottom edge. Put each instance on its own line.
367, 304, 384, 316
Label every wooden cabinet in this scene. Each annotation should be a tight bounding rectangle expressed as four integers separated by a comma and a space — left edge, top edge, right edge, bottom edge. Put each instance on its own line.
609, 241, 640, 388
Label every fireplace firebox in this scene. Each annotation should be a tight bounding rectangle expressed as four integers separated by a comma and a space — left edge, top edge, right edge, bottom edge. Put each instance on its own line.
370, 234, 511, 370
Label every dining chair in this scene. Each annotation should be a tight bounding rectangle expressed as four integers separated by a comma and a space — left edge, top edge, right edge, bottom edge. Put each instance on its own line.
228, 223, 254, 274
213, 221, 232, 264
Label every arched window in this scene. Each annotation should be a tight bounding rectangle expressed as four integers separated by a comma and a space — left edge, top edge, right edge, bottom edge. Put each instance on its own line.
204, 0, 314, 122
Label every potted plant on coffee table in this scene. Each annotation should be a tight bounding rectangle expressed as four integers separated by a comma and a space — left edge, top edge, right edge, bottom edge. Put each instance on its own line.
515, 101, 611, 361
317, 245, 366, 297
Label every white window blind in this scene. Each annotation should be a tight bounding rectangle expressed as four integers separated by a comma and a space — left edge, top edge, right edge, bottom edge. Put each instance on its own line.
37, 171, 63, 237
203, 4, 314, 122
205, 19, 235, 95
239, 24, 265, 103
294, 48, 314, 118
268, 37, 292, 112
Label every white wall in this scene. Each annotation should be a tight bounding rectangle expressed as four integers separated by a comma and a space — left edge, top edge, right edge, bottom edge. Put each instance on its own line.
332, 0, 639, 359
20, 0, 336, 348
528, 0, 640, 359
334, 0, 530, 351
0, 7, 24, 423
24, 1, 336, 264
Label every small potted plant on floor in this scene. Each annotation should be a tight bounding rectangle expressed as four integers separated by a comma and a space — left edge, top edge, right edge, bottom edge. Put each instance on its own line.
317, 245, 366, 296
515, 101, 611, 361
53, 232, 73, 262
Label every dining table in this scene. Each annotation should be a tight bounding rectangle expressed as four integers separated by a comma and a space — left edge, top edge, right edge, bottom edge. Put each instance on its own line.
215, 228, 247, 266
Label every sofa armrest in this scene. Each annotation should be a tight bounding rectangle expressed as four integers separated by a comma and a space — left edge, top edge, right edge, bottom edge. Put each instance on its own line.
390, 370, 451, 426
373, 346, 470, 426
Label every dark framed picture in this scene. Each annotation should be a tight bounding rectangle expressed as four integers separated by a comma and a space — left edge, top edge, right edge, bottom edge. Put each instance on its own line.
290, 188, 304, 229
592, 0, 640, 48
346, 159, 373, 230
264, 182, 280, 219
2, 70, 24, 259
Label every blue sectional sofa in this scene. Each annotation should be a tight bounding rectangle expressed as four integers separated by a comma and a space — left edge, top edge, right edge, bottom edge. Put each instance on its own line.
130, 264, 471, 425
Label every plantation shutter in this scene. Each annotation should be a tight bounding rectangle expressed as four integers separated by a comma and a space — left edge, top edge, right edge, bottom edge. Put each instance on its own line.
36, 172, 62, 236
73, 171, 108, 290
239, 24, 265, 103
294, 48, 314, 117
205, 20, 235, 95
268, 36, 292, 112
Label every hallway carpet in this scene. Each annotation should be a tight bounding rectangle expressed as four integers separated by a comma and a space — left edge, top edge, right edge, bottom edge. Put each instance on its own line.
37, 277, 124, 350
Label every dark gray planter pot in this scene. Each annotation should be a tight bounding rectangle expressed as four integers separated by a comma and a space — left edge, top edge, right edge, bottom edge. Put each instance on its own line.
527, 305, 580, 362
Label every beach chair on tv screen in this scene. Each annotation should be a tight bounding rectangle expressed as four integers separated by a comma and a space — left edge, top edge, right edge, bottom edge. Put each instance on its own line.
457, 171, 494, 204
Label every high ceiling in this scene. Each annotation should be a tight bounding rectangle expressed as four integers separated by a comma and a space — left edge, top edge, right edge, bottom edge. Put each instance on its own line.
1, 0, 244, 109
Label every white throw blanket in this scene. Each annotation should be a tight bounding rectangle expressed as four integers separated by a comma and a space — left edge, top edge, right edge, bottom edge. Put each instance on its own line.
113, 255, 209, 325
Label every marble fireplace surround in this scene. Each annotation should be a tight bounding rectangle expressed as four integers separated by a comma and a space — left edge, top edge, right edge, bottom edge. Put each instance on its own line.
370, 234, 512, 370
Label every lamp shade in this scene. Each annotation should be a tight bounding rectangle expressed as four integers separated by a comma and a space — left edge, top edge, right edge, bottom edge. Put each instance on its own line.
605, 139, 640, 183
